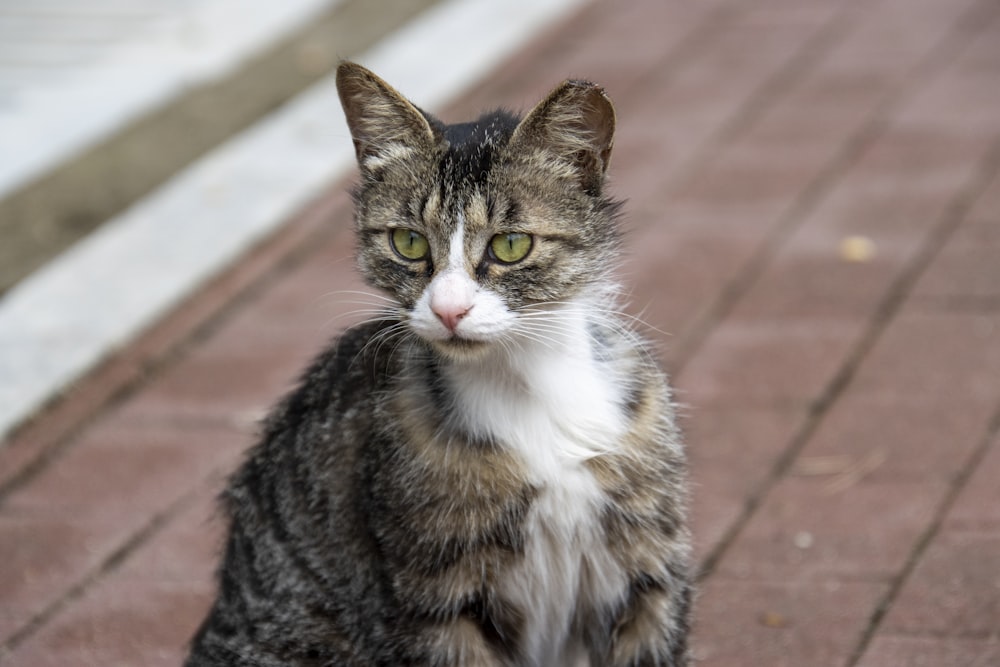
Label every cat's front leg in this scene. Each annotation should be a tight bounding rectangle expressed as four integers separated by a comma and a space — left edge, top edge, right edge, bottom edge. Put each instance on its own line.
604, 576, 692, 667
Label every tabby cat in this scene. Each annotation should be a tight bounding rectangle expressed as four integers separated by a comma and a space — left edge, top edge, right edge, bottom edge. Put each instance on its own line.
185, 61, 692, 667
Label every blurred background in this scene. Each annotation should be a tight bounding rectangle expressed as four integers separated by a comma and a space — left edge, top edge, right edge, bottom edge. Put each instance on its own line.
1, 0, 998, 665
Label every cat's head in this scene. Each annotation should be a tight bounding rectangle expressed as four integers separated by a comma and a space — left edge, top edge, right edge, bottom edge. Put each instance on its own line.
336, 62, 622, 361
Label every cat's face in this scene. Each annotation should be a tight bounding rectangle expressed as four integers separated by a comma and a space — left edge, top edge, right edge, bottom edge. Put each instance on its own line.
337, 63, 620, 359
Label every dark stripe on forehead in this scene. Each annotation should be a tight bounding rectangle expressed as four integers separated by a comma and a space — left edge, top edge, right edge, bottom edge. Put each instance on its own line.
439, 110, 520, 188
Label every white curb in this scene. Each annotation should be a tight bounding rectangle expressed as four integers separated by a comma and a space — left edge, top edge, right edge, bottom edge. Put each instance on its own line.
0, 0, 345, 200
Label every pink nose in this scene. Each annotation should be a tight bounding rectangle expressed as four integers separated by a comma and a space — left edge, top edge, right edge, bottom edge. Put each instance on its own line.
433, 303, 471, 333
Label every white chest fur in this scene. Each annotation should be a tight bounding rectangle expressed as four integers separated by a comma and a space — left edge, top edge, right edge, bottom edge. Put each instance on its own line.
444, 319, 630, 665
507, 461, 626, 666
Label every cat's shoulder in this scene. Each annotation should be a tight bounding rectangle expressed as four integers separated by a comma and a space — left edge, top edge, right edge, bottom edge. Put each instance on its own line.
260, 318, 400, 432
307, 317, 399, 384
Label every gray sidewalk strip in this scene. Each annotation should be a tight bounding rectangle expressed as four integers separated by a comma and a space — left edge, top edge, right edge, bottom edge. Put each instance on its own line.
0, 0, 344, 201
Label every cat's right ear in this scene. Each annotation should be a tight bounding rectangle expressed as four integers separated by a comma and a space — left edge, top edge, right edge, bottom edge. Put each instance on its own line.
336, 62, 439, 170
508, 79, 616, 196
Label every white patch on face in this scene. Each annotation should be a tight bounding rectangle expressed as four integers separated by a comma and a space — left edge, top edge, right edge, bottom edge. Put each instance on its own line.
409, 216, 515, 344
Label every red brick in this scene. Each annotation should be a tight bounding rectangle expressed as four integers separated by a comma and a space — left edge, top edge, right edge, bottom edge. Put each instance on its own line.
3, 422, 242, 523
732, 130, 1000, 321
856, 635, 1000, 667
4, 578, 213, 667
666, 151, 817, 212
0, 422, 241, 642
893, 33, 1000, 138
713, 476, 946, 582
963, 172, 1000, 241
915, 245, 1000, 300
246, 239, 368, 324
675, 313, 862, 407
539, 0, 721, 99
115, 237, 374, 424
914, 233, 1000, 301
792, 393, 990, 485
945, 434, 1000, 533
854, 125, 990, 197
623, 213, 768, 355
881, 530, 1000, 638
889, 424, 1000, 652
0, 514, 112, 641
818, 0, 979, 77
791, 184, 950, 265
777, 127, 993, 272
737, 0, 839, 26
450, 0, 724, 120
613, 5, 844, 207
693, 578, 886, 667
743, 71, 881, 161
2, 488, 224, 665
849, 308, 1000, 407
117, 488, 225, 585
683, 406, 806, 563
629, 195, 780, 240
735, 251, 897, 320
116, 323, 317, 424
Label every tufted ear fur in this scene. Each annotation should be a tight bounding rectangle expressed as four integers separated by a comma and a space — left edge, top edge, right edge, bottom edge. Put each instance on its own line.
336, 62, 440, 170
508, 80, 616, 195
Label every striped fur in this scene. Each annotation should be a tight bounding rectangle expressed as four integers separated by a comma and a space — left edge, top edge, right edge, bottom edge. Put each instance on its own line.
186, 62, 691, 667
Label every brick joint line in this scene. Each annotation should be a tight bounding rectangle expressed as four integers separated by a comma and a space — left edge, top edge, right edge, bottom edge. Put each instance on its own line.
848, 407, 1000, 663
0, 490, 202, 652
647, 5, 860, 219
843, 138, 1000, 665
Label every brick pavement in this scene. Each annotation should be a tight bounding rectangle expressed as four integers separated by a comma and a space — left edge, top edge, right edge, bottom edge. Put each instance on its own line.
2, 0, 999, 664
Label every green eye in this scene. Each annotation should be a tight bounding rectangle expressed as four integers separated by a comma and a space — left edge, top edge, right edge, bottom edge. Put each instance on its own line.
389, 228, 430, 261
489, 233, 533, 264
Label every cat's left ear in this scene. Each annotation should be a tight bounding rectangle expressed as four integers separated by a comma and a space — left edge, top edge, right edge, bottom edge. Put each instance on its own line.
508, 80, 616, 195
336, 62, 440, 170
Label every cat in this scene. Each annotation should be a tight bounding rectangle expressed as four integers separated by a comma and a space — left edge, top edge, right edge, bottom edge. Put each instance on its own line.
185, 61, 692, 667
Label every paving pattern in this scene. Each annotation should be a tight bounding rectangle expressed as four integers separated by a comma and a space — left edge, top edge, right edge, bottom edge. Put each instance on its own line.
1, 0, 999, 664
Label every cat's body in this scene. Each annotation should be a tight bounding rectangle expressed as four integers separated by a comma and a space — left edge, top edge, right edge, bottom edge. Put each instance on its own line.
186, 63, 691, 667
